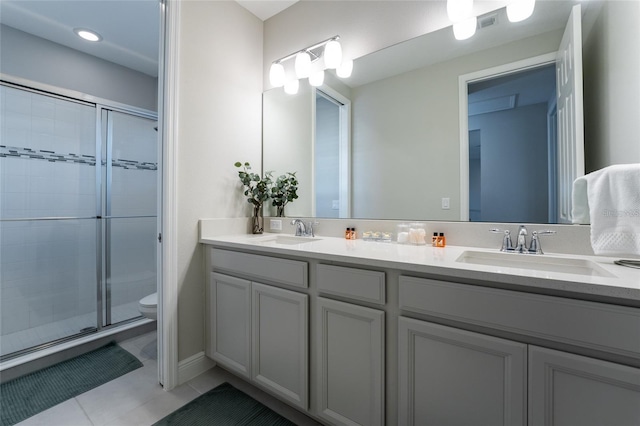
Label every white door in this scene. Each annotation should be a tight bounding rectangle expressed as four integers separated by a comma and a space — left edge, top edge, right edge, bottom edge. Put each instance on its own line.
529, 346, 640, 426
252, 282, 309, 410
207, 273, 252, 379
398, 317, 527, 426
556, 3, 585, 223
316, 297, 385, 426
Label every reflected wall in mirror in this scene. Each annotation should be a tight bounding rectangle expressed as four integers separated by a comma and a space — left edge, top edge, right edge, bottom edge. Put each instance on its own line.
262, 0, 640, 223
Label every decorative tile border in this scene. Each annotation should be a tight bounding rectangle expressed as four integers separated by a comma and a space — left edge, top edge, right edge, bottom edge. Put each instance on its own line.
0, 145, 157, 171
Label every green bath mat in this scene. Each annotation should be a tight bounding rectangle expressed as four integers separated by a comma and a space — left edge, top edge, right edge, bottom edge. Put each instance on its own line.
0, 342, 142, 426
153, 382, 296, 426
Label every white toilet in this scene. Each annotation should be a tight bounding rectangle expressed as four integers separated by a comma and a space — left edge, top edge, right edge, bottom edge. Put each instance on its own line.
139, 292, 157, 320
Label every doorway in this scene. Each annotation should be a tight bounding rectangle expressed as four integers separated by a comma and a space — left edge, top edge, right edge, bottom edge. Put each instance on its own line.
313, 88, 351, 218
466, 64, 557, 223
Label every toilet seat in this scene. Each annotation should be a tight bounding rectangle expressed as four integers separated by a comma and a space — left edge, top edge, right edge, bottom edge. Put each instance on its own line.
139, 292, 157, 320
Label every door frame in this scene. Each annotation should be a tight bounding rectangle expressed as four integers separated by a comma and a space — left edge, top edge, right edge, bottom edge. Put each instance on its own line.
158, 0, 180, 391
458, 52, 557, 221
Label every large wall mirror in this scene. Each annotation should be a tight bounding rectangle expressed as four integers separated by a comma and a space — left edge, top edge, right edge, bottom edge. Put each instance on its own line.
263, 0, 639, 224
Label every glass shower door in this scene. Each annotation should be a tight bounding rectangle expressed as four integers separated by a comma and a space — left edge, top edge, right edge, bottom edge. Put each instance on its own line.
0, 84, 98, 358
102, 109, 158, 325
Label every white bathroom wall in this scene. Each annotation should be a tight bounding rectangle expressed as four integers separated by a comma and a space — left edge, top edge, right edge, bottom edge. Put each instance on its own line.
174, 0, 263, 361
583, 0, 640, 172
0, 24, 158, 112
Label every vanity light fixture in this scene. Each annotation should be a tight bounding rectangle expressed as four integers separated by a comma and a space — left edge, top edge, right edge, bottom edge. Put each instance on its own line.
336, 59, 353, 78
453, 16, 477, 40
294, 51, 312, 79
73, 28, 102, 42
269, 62, 286, 87
447, 0, 473, 23
507, 0, 536, 22
323, 39, 342, 69
268, 35, 352, 93
284, 79, 300, 95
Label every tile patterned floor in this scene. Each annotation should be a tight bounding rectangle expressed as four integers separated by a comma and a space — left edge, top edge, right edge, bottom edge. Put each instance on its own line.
14, 331, 322, 426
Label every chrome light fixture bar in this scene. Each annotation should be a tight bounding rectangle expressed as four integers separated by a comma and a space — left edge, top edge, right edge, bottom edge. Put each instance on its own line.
269, 35, 352, 93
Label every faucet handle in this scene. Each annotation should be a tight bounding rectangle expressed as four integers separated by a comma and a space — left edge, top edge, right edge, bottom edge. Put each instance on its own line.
528, 230, 556, 254
307, 221, 319, 237
489, 228, 513, 251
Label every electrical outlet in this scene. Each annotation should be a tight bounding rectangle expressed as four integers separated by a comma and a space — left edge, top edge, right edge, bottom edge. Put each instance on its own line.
441, 197, 450, 210
270, 219, 282, 231
332, 200, 339, 210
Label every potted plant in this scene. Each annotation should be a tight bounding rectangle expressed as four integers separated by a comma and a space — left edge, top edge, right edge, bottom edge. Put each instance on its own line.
234, 162, 271, 234
267, 171, 299, 217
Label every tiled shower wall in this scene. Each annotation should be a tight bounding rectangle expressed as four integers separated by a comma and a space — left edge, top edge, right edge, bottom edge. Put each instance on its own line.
0, 85, 157, 348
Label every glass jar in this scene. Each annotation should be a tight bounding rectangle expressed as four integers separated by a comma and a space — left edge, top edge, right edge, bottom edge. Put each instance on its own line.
408, 222, 426, 245
396, 223, 410, 244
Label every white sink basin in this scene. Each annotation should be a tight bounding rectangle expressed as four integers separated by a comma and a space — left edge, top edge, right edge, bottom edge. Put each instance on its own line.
456, 250, 616, 278
253, 235, 322, 245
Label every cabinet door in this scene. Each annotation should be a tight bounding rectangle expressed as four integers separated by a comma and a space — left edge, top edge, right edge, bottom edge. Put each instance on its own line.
208, 273, 252, 379
529, 345, 640, 426
316, 297, 385, 426
252, 282, 308, 410
398, 317, 527, 426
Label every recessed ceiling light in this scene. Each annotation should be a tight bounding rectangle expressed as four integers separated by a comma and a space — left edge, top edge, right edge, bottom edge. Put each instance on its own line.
73, 28, 102, 42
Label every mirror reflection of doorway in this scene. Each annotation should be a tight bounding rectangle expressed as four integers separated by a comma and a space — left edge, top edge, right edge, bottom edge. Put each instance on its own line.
467, 64, 556, 223
314, 88, 351, 218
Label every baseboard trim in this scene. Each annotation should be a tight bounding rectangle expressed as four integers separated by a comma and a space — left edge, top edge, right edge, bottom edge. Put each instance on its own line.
178, 351, 215, 385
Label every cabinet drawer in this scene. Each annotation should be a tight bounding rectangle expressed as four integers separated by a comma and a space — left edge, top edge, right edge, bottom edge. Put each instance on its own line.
399, 276, 640, 359
211, 248, 308, 289
317, 264, 385, 304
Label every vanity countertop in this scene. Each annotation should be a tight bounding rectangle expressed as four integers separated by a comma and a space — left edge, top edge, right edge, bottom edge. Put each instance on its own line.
200, 233, 640, 303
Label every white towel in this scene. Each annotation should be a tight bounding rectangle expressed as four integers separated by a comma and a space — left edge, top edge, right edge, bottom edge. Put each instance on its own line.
571, 164, 640, 256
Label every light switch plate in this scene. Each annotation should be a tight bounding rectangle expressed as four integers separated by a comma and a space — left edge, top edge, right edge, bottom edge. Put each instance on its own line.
441, 197, 450, 210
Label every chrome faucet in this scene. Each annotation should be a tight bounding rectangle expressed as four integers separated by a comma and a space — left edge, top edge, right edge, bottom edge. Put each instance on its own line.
290, 219, 319, 237
515, 225, 528, 253
490, 225, 556, 254
291, 219, 307, 236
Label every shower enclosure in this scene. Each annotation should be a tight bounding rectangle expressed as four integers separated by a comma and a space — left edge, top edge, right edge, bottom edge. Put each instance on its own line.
0, 81, 158, 359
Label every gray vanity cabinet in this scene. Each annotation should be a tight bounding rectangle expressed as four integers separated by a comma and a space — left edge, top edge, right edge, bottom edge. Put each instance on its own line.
398, 316, 527, 426
528, 346, 640, 426
252, 282, 308, 410
316, 297, 385, 426
315, 264, 386, 426
207, 249, 309, 410
207, 272, 252, 379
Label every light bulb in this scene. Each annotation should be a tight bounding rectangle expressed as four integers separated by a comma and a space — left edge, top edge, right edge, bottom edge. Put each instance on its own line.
284, 79, 300, 95
336, 59, 353, 78
453, 16, 477, 40
295, 51, 311, 79
269, 62, 285, 87
447, 0, 473, 22
507, 0, 535, 23
324, 40, 342, 69
73, 28, 102, 42
309, 70, 325, 87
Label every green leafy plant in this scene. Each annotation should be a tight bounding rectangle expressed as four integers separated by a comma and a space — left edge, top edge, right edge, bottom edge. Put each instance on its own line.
234, 161, 272, 233
267, 171, 299, 217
